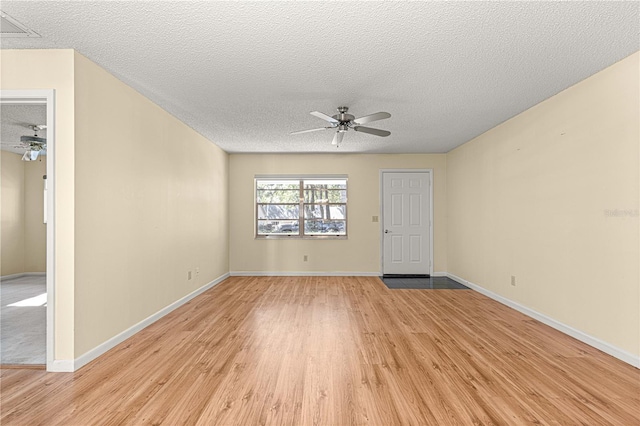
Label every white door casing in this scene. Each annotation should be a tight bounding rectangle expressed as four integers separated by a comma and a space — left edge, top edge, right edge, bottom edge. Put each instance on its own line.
381, 171, 431, 275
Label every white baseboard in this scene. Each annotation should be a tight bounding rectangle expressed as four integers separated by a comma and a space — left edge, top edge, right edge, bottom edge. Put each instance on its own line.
49, 359, 74, 372
447, 273, 640, 369
71, 272, 230, 372
431, 271, 448, 277
1, 272, 46, 281
230, 271, 380, 277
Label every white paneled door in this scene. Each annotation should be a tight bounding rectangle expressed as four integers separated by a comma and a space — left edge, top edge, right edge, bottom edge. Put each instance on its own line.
382, 172, 431, 275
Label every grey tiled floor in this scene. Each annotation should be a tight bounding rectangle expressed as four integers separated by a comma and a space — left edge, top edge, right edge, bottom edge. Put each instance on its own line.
1, 275, 46, 364
381, 276, 469, 290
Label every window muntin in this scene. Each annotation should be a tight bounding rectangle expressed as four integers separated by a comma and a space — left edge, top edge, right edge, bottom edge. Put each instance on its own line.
256, 177, 347, 238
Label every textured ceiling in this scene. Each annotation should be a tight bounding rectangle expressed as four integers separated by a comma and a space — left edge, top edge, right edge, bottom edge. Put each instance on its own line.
0, 104, 47, 155
1, 1, 638, 154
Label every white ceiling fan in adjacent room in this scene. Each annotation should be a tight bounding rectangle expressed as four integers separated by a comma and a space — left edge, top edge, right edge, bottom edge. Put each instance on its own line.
0, 124, 47, 161
291, 106, 390, 147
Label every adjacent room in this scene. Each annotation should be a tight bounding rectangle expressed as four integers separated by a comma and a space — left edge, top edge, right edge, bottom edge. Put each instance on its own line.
0, 2, 638, 425
0, 104, 47, 366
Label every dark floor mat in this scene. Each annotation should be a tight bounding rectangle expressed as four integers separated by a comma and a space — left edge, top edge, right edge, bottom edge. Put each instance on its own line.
381, 276, 468, 290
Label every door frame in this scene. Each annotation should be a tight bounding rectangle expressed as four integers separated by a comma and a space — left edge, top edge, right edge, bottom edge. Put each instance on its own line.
1, 89, 56, 370
379, 169, 433, 276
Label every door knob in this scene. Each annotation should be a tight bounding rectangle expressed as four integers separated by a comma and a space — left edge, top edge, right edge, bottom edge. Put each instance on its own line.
384, 230, 390, 233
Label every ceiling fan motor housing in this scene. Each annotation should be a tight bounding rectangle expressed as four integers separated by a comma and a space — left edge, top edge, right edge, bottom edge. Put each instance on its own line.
20, 135, 47, 145
333, 106, 355, 124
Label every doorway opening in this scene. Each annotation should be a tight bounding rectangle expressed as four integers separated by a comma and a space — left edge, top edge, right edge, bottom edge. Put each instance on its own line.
0, 90, 55, 370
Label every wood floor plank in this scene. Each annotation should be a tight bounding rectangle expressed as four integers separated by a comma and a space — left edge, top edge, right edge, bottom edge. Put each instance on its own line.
1, 276, 638, 425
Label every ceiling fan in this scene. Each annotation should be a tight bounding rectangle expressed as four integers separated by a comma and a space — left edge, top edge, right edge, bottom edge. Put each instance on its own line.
291, 106, 390, 147
0, 124, 47, 161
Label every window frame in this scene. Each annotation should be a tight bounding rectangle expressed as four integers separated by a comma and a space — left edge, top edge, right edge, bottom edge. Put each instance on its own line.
255, 175, 348, 239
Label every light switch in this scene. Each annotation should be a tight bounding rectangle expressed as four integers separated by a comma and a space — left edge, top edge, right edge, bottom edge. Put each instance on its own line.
372, 216, 379, 222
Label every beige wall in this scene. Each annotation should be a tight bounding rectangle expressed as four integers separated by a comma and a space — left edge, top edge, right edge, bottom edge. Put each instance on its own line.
24, 159, 47, 272
73, 52, 229, 356
2, 49, 229, 362
1, 152, 25, 276
229, 154, 446, 274
447, 52, 639, 357
0, 152, 47, 276
1, 49, 75, 360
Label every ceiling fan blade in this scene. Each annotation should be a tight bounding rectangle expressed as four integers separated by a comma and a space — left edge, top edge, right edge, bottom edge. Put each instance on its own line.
353, 112, 391, 125
353, 126, 390, 137
290, 127, 332, 135
310, 111, 340, 124
332, 131, 345, 145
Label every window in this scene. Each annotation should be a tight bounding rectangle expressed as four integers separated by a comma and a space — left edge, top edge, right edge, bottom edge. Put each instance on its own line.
256, 176, 347, 238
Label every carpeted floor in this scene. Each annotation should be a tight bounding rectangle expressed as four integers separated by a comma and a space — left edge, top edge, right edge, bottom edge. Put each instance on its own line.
1, 275, 46, 365
381, 275, 469, 289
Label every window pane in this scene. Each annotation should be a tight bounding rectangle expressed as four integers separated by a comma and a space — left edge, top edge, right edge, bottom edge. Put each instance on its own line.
303, 189, 346, 203
275, 221, 299, 234
303, 179, 346, 190
257, 180, 300, 190
258, 220, 300, 235
257, 189, 300, 203
304, 220, 346, 235
257, 220, 278, 234
304, 204, 346, 220
257, 204, 299, 220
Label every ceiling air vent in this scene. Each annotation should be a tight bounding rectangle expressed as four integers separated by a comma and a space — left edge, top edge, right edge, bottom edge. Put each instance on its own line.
0, 11, 40, 38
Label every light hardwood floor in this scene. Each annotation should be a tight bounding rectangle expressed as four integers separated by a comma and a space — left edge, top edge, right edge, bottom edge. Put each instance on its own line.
1, 276, 638, 425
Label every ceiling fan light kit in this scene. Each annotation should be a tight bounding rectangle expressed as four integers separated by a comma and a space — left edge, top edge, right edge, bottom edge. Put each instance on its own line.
292, 106, 391, 148
21, 150, 40, 161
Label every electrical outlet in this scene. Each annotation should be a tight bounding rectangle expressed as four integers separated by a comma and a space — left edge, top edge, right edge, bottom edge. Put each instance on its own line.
188, 271, 192, 280
511, 275, 516, 286
195, 267, 200, 277
303, 255, 308, 262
